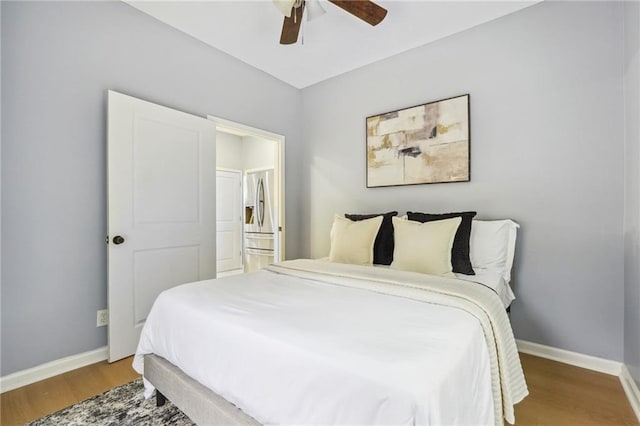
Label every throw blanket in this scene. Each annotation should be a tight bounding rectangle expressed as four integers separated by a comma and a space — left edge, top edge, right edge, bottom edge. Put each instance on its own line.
267, 260, 528, 425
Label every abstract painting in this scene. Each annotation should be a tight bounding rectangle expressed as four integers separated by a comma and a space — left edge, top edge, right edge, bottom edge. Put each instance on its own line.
366, 94, 470, 187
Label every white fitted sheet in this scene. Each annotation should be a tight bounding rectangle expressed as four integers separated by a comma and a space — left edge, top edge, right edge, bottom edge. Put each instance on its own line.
133, 263, 496, 425
455, 268, 516, 308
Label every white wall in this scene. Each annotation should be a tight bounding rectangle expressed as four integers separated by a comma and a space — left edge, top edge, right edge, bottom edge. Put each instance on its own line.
624, 0, 640, 386
1, 1, 303, 376
217, 133, 276, 172
300, 1, 625, 361
216, 132, 243, 170
242, 136, 276, 171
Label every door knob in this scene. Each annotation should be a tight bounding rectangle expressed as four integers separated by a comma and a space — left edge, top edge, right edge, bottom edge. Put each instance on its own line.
113, 235, 125, 245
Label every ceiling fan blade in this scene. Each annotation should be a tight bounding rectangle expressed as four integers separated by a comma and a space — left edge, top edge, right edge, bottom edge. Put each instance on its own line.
328, 0, 387, 26
280, 1, 305, 45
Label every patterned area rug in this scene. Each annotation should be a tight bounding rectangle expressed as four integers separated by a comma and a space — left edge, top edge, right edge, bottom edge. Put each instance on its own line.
28, 378, 195, 426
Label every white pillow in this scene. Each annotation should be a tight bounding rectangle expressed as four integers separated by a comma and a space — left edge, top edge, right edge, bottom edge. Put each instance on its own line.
469, 219, 519, 284
454, 270, 515, 308
329, 214, 383, 265
390, 216, 462, 277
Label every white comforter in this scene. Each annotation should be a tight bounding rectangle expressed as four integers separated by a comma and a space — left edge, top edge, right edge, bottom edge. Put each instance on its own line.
133, 260, 527, 425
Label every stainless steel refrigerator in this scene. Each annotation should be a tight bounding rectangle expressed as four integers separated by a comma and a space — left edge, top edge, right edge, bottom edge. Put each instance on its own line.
243, 169, 276, 272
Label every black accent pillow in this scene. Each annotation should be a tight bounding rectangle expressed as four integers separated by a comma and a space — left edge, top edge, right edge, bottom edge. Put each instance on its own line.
345, 211, 398, 265
406, 211, 477, 275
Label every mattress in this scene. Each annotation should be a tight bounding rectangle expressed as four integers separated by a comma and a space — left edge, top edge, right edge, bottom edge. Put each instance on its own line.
133, 259, 527, 425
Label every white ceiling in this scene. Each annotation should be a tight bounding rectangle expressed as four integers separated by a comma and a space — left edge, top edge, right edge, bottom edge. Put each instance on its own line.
125, 1, 540, 89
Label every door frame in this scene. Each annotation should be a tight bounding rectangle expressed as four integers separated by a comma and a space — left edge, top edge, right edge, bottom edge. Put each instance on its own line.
215, 167, 244, 272
207, 115, 286, 261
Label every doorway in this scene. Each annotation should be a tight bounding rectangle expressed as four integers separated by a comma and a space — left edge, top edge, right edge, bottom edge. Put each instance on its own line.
209, 116, 285, 274
107, 93, 283, 361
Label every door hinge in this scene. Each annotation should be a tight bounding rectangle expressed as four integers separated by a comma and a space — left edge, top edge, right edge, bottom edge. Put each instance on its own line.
106, 235, 109, 244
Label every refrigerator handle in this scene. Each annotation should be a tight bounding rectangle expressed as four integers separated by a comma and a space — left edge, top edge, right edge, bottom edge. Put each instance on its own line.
254, 177, 259, 228
258, 178, 265, 228
255, 177, 262, 228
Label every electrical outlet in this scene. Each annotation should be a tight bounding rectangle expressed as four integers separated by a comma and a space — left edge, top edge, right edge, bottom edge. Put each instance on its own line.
97, 309, 108, 327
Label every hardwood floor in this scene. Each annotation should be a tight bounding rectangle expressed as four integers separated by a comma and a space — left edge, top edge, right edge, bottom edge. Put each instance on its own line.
1, 357, 140, 426
515, 353, 638, 425
1, 353, 637, 425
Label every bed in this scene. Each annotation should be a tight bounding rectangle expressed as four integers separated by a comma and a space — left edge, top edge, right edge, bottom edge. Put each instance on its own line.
132, 214, 528, 425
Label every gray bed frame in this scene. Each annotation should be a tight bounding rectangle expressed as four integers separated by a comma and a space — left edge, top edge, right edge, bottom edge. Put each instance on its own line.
144, 354, 260, 425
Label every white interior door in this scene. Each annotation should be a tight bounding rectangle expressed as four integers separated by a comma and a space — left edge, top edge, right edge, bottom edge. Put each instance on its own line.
107, 90, 216, 362
216, 170, 243, 272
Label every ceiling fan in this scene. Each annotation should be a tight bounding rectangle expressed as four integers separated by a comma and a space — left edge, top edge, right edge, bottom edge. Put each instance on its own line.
273, 0, 388, 45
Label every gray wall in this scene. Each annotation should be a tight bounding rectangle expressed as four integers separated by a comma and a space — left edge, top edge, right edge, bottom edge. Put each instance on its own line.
300, 1, 625, 361
0, 2, 3, 354
1, 1, 303, 375
624, 0, 640, 385
1, 0, 633, 377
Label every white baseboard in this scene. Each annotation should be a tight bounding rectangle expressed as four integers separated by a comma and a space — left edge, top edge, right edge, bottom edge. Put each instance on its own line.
516, 339, 623, 376
0, 346, 108, 393
620, 364, 640, 422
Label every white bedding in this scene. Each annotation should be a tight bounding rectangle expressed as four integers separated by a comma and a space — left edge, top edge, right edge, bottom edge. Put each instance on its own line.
330, 258, 516, 308
454, 269, 515, 308
133, 260, 526, 425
